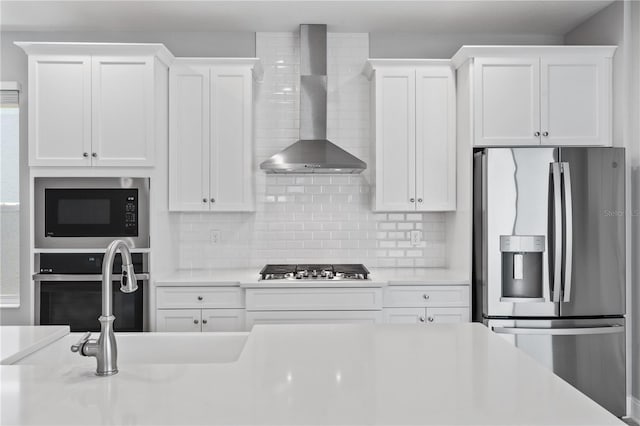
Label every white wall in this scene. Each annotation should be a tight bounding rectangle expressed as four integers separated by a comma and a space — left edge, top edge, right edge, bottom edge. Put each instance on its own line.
176, 33, 448, 269
369, 32, 563, 58
565, 0, 640, 406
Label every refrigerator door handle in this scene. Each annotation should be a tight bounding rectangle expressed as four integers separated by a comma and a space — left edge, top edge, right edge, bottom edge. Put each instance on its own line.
561, 162, 573, 302
492, 325, 624, 336
551, 162, 563, 303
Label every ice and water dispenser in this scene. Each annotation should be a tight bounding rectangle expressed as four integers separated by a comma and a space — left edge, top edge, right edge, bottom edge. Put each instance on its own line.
499, 235, 545, 302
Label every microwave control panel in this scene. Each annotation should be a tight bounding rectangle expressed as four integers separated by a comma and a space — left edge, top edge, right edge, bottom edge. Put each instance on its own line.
124, 196, 137, 234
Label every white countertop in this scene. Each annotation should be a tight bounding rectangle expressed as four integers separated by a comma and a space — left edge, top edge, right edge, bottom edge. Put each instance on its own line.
0, 324, 623, 425
155, 268, 469, 287
0, 326, 69, 365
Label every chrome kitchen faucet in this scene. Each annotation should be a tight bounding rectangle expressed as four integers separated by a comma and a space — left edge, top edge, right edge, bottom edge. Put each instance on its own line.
70, 240, 138, 376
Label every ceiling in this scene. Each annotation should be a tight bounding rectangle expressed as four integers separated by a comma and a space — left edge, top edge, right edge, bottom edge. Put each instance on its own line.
1, 0, 614, 34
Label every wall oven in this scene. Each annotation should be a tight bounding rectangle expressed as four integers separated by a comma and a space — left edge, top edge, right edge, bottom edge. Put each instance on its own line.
34, 253, 149, 332
35, 177, 149, 249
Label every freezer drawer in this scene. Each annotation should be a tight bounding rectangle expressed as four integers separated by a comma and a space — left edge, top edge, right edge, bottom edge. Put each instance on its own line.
486, 318, 625, 417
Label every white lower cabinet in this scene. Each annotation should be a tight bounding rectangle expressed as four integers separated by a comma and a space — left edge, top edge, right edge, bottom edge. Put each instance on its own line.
156, 308, 245, 332
155, 286, 245, 332
384, 307, 469, 324
383, 285, 470, 325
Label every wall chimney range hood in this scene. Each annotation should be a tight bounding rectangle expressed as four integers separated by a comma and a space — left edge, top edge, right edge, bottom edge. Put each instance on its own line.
260, 24, 367, 174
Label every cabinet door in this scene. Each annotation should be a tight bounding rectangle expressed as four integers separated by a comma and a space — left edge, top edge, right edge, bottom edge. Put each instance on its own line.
201, 309, 245, 332
91, 56, 154, 166
169, 64, 211, 211
373, 68, 416, 211
156, 309, 202, 332
384, 307, 426, 324
210, 66, 254, 211
540, 56, 611, 146
415, 67, 456, 211
474, 58, 541, 146
29, 55, 92, 166
426, 307, 470, 324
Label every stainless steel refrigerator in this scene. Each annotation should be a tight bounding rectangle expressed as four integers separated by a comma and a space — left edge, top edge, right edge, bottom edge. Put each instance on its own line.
472, 147, 626, 417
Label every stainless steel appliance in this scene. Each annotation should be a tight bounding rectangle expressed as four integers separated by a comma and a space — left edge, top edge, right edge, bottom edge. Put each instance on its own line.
472, 147, 626, 416
260, 264, 370, 280
34, 252, 149, 332
259, 24, 367, 174
35, 177, 149, 249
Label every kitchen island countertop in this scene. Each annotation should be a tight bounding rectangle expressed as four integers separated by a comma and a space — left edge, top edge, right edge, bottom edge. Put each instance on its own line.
0, 325, 69, 365
0, 323, 623, 426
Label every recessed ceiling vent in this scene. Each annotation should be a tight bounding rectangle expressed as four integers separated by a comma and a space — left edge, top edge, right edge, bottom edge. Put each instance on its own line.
260, 24, 367, 174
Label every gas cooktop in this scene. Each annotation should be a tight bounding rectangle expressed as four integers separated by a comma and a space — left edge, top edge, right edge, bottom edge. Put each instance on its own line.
259, 264, 370, 280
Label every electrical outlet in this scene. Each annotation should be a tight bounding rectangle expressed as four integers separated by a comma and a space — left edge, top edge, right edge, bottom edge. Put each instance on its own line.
210, 230, 221, 245
410, 230, 422, 247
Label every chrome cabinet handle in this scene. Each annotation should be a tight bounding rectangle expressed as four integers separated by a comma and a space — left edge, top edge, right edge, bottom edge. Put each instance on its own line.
419, 316, 425, 323
194, 319, 199, 324
83, 152, 89, 158
542, 131, 549, 137
210, 198, 215, 203
417, 198, 423, 203
427, 317, 434, 322
202, 319, 208, 325
410, 198, 415, 203
534, 131, 541, 137
422, 294, 430, 300
202, 198, 207, 203
197, 296, 203, 301
70, 332, 92, 353
91, 152, 97, 157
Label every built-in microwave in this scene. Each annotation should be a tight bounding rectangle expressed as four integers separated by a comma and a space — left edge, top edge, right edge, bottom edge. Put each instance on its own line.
35, 177, 149, 249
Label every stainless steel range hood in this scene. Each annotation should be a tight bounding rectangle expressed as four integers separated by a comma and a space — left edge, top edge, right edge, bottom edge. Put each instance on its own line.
260, 24, 367, 174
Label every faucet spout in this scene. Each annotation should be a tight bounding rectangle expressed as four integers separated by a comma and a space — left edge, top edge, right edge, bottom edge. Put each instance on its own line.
71, 239, 139, 376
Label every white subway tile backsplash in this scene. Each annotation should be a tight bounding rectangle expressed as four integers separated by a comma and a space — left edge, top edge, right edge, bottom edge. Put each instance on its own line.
176, 33, 447, 269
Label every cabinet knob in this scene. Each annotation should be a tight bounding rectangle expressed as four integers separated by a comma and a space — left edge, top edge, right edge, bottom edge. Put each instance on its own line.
82, 152, 89, 158
423, 294, 430, 300
410, 198, 415, 203
542, 131, 549, 137
203, 198, 208, 203
419, 316, 426, 323
417, 198, 423, 203
91, 152, 97, 158
427, 317, 434, 322
210, 198, 215, 203
197, 296, 203, 301
194, 319, 199, 324
202, 319, 208, 325
534, 131, 541, 137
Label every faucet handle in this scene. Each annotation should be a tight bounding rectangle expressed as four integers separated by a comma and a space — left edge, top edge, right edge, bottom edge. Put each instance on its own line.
70, 332, 92, 353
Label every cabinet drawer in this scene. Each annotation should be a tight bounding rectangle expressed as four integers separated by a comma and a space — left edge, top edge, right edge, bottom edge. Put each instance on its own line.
245, 288, 383, 311
156, 286, 244, 309
383, 307, 470, 324
383, 286, 469, 308
246, 310, 383, 328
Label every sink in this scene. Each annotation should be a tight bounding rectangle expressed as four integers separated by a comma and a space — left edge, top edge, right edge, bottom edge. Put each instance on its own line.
13, 332, 249, 365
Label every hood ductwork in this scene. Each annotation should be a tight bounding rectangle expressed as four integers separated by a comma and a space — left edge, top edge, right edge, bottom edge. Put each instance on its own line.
260, 24, 367, 174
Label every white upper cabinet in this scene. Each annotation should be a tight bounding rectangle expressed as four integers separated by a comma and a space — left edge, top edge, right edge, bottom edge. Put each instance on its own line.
453, 46, 616, 147
540, 56, 610, 146
473, 57, 541, 146
18, 42, 172, 167
28, 56, 92, 166
91, 57, 155, 166
366, 60, 456, 212
169, 59, 259, 212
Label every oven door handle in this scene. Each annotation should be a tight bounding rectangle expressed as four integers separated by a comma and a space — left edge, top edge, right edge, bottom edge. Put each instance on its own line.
33, 273, 150, 282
